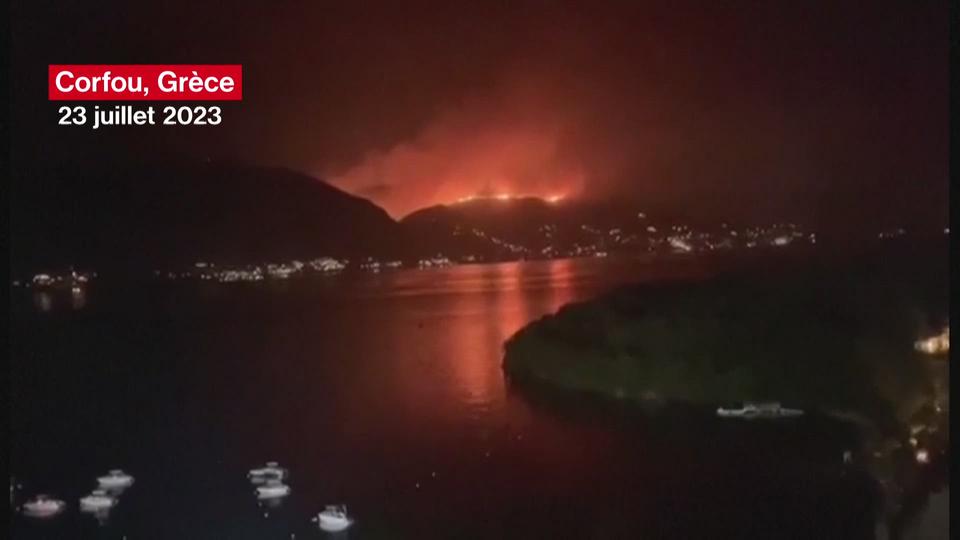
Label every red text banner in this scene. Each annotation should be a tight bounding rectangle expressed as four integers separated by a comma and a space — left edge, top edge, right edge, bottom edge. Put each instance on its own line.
49, 65, 242, 101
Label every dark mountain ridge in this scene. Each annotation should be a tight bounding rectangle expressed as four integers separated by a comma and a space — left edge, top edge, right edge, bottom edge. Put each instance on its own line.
10, 160, 406, 275
10, 160, 946, 276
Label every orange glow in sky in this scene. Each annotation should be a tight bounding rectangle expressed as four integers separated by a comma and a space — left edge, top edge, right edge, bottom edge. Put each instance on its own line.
326, 88, 585, 218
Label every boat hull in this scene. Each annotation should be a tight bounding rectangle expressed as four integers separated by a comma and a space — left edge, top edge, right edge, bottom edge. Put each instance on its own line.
97, 477, 134, 489
22, 501, 66, 517
80, 496, 117, 511
716, 407, 804, 418
318, 516, 353, 532
256, 486, 291, 499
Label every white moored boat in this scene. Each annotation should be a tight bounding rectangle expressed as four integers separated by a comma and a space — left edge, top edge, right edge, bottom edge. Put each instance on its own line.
313, 504, 354, 532
248, 461, 288, 482
716, 402, 804, 419
22, 495, 66, 517
80, 489, 118, 511
97, 469, 135, 489
255, 479, 291, 500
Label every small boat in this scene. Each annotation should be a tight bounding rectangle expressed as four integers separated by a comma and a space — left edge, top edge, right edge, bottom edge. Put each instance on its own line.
97, 469, 135, 489
248, 461, 288, 481
716, 402, 803, 419
255, 480, 291, 500
22, 495, 66, 517
80, 489, 118, 511
313, 504, 354, 532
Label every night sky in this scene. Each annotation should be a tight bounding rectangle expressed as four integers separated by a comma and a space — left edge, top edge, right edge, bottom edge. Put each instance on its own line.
9, 0, 949, 228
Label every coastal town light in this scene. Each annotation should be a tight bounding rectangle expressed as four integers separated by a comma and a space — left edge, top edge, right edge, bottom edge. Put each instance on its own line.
914, 327, 949, 355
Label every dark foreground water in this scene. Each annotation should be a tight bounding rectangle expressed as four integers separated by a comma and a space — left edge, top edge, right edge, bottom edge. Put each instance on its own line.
10, 257, 948, 539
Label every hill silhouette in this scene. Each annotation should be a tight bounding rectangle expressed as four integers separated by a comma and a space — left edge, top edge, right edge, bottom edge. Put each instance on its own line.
11, 160, 406, 275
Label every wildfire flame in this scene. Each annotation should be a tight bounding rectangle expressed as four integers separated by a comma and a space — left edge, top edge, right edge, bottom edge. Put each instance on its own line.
454, 193, 566, 205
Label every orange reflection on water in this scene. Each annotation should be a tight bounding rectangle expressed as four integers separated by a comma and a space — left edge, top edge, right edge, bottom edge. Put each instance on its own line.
448, 259, 579, 409
333, 257, 627, 442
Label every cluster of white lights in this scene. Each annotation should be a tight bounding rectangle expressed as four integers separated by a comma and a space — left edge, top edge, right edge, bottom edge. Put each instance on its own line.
15, 270, 95, 289
418, 255, 453, 268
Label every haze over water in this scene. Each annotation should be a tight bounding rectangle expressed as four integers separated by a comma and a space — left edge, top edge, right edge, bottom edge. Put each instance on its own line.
10, 257, 940, 539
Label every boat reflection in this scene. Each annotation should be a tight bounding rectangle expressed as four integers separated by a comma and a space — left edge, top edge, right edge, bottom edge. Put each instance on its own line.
70, 286, 87, 310
33, 291, 53, 313
79, 504, 114, 525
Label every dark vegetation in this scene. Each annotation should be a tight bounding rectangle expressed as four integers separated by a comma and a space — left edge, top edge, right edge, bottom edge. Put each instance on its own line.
503, 242, 948, 433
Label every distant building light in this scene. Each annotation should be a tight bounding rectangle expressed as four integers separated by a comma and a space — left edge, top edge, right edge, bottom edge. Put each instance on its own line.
668, 237, 693, 253
879, 228, 907, 240
772, 236, 792, 246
